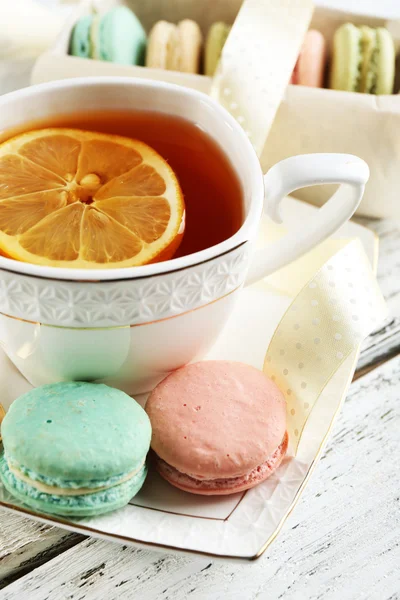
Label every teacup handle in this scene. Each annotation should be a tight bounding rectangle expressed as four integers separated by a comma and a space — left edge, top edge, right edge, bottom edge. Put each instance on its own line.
245, 153, 370, 286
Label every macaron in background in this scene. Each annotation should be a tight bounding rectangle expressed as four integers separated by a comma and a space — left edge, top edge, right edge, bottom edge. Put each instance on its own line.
330, 23, 395, 94
69, 15, 93, 59
146, 21, 178, 71
146, 19, 202, 74
146, 361, 288, 495
92, 6, 147, 66
178, 20, 203, 74
204, 22, 231, 77
69, 6, 147, 66
291, 29, 327, 88
0, 382, 152, 517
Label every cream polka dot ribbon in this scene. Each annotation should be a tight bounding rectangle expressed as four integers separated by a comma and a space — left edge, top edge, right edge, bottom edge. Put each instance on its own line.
211, 0, 313, 156
264, 239, 388, 452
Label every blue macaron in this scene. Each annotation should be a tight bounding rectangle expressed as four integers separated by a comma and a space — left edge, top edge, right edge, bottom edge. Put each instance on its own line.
0, 382, 151, 517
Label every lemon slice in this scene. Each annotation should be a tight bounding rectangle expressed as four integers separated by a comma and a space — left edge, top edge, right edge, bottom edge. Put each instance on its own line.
0, 129, 185, 268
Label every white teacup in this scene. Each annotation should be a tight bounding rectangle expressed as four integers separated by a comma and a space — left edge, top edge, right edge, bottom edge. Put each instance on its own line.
0, 78, 369, 393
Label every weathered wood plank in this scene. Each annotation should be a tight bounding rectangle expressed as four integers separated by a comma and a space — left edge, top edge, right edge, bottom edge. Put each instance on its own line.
362, 218, 400, 315
355, 217, 400, 372
0, 518, 83, 589
2, 354, 399, 600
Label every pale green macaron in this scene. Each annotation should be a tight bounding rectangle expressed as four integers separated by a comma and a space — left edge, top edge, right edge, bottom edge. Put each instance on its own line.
330, 23, 395, 94
0, 382, 151, 517
204, 22, 231, 77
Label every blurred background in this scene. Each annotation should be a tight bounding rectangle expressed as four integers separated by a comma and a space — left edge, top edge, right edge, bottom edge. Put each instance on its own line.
1, 0, 400, 96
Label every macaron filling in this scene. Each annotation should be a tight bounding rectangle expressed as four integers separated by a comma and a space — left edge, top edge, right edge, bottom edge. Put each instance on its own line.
366, 42, 379, 94
355, 33, 363, 90
5, 454, 144, 489
155, 432, 288, 493
6, 458, 145, 496
352, 27, 380, 93
0, 456, 147, 516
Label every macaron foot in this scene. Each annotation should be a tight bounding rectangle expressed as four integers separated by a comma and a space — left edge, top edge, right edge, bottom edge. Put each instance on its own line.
155, 432, 288, 495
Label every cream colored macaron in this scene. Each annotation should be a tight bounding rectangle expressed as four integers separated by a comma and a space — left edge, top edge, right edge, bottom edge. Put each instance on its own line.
146, 19, 202, 74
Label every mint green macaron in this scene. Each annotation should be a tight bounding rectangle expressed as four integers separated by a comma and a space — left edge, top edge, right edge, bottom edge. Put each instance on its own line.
0, 382, 151, 517
69, 6, 147, 66
92, 6, 147, 66
69, 15, 93, 59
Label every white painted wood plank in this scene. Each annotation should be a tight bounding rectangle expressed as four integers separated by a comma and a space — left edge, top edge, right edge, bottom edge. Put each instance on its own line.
2, 354, 399, 600
356, 218, 400, 371
362, 218, 400, 315
0, 517, 83, 589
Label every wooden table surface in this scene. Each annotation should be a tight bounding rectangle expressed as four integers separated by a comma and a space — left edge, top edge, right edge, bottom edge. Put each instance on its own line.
0, 217, 399, 599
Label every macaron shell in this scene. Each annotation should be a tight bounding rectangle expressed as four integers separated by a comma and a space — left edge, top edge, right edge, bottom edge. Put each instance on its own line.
95, 6, 146, 65
69, 15, 93, 58
330, 23, 361, 92
146, 21, 179, 70
374, 27, 395, 94
146, 361, 287, 480
177, 20, 202, 74
296, 30, 326, 87
205, 22, 231, 77
2, 382, 151, 483
146, 20, 202, 73
155, 432, 288, 495
0, 456, 147, 517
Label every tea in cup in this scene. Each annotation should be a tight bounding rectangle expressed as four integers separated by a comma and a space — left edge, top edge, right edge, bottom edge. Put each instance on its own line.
0, 78, 369, 392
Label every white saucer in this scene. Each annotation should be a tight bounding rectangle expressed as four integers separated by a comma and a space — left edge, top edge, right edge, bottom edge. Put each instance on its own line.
0, 197, 377, 561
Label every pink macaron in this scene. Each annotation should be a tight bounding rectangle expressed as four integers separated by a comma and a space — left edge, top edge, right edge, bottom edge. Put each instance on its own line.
145, 361, 288, 495
291, 29, 327, 87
